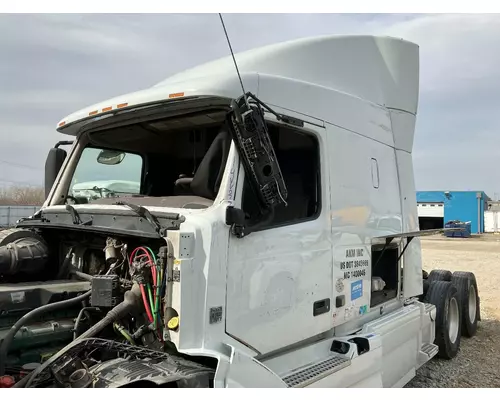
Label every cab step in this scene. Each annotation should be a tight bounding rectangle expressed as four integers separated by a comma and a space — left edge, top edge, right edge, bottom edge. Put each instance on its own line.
418, 342, 439, 366
282, 355, 351, 388
424, 303, 435, 314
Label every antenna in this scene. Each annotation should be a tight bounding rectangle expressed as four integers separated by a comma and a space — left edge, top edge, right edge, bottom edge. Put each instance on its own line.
218, 13, 249, 108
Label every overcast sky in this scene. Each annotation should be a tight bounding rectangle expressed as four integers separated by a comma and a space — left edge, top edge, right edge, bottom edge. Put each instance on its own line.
1, 13, 499, 198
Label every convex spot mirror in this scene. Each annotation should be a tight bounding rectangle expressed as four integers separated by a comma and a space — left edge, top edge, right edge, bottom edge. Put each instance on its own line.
97, 150, 126, 165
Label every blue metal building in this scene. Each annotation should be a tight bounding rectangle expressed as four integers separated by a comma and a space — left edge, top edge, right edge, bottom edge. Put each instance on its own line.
416, 191, 490, 234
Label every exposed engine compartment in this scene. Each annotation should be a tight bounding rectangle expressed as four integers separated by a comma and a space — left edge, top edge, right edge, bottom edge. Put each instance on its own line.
0, 227, 215, 388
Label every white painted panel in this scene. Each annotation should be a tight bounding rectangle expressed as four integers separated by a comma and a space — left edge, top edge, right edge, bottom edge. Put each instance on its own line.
226, 124, 333, 355
257, 74, 395, 149
395, 150, 423, 300
417, 202, 444, 218
484, 210, 499, 233
225, 347, 287, 388
328, 122, 404, 322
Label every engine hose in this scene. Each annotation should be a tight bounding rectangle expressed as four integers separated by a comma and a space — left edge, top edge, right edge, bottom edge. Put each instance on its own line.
76, 284, 141, 340
0, 290, 92, 376
56, 246, 75, 279
73, 307, 100, 340
71, 269, 93, 282
21, 283, 143, 388
71, 268, 132, 287
113, 322, 136, 345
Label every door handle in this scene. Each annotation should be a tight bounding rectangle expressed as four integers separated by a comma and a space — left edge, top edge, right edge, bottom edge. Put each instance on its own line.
313, 298, 331, 317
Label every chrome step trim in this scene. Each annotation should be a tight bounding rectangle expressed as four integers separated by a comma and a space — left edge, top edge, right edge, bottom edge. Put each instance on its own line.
424, 303, 435, 313
282, 356, 351, 388
421, 342, 439, 358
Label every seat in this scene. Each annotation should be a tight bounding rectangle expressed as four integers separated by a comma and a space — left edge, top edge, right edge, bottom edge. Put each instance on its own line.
174, 129, 231, 200
174, 175, 195, 195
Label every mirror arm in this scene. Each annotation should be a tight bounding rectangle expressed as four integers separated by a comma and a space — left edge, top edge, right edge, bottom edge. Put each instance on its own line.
55, 140, 74, 149
226, 206, 246, 238
226, 206, 274, 239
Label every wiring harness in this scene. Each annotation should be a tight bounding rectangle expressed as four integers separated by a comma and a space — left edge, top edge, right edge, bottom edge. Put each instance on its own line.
128, 246, 167, 341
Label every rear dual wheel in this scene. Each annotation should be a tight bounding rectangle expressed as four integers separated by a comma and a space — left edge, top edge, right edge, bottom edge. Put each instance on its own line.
425, 281, 461, 359
421, 269, 452, 301
424, 269, 480, 359
452, 271, 480, 337
427, 269, 452, 283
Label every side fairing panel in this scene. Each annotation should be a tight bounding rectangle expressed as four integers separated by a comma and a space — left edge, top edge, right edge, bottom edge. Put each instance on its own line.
389, 109, 417, 153
395, 150, 423, 298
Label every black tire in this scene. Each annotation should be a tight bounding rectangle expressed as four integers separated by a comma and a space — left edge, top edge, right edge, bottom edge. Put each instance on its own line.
422, 270, 429, 279
427, 269, 452, 283
477, 296, 481, 321
418, 279, 431, 302
425, 281, 462, 359
452, 271, 479, 337
423, 279, 430, 295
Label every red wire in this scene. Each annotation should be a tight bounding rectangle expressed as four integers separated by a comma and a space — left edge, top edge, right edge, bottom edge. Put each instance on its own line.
130, 247, 157, 325
136, 247, 156, 293
128, 248, 139, 265
129, 247, 153, 265
136, 247, 154, 265
140, 284, 154, 323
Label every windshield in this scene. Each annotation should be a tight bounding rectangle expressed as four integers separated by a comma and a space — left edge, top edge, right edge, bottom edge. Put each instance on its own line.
61, 114, 232, 209
68, 146, 143, 202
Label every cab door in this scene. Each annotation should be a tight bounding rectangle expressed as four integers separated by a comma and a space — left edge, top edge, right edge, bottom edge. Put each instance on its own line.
225, 122, 332, 355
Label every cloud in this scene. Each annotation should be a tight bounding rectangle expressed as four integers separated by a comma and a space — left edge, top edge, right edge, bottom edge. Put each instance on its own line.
382, 14, 500, 93
0, 13, 498, 197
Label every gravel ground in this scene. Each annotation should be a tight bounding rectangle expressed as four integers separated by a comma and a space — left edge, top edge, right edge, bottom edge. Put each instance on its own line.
406, 235, 500, 388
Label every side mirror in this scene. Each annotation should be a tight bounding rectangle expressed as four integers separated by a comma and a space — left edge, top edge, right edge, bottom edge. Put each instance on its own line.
97, 149, 125, 165
44, 147, 67, 199
226, 206, 246, 238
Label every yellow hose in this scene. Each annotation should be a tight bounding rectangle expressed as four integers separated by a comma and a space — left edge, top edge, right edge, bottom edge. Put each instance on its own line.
113, 322, 136, 345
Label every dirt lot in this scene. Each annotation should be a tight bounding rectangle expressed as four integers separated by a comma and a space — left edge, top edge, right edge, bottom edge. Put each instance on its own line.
406, 235, 500, 388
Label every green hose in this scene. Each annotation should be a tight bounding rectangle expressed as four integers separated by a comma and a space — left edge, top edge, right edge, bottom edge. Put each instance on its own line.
145, 247, 162, 333
155, 268, 161, 329
147, 283, 156, 327
113, 322, 136, 345
145, 247, 158, 327
145, 246, 157, 264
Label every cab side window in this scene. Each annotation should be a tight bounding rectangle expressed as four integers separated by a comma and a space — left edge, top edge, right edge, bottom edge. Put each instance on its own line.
241, 124, 321, 230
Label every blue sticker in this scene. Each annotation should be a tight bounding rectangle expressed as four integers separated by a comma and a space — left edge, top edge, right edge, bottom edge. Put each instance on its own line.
351, 280, 363, 301
359, 305, 368, 315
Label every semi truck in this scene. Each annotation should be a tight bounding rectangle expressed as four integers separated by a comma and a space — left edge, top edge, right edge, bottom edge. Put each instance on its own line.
0, 34, 480, 388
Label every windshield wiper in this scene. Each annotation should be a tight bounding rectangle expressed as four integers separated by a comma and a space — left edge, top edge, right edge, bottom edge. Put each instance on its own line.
65, 204, 92, 225
114, 201, 164, 236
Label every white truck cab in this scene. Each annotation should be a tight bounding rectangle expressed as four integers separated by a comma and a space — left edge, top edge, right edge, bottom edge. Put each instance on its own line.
2, 35, 480, 389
